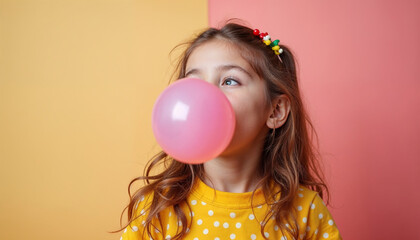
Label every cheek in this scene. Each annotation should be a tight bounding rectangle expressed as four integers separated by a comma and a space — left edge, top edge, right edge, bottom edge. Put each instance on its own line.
227, 93, 270, 124
223, 94, 243, 117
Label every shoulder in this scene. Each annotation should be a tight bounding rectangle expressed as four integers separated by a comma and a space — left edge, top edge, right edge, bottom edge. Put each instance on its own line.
292, 186, 325, 213
296, 186, 319, 202
293, 186, 342, 239
120, 191, 162, 240
133, 191, 154, 217
293, 186, 328, 217
121, 190, 185, 240
293, 186, 325, 222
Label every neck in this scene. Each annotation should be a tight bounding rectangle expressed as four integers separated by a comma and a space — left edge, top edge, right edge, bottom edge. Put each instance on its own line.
202, 144, 263, 193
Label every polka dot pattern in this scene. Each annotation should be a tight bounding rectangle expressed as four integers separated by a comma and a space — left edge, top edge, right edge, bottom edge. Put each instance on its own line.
119, 183, 341, 240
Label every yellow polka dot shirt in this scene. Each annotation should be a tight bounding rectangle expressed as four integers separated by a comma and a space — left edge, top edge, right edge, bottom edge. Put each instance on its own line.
120, 179, 342, 240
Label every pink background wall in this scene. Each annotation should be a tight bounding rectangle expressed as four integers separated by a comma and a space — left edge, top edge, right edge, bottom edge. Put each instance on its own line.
209, 0, 420, 239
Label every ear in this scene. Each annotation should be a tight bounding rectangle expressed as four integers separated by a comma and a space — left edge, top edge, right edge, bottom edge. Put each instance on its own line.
266, 95, 291, 129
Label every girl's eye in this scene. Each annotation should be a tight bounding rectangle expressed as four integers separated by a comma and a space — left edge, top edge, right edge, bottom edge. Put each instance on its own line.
222, 78, 239, 86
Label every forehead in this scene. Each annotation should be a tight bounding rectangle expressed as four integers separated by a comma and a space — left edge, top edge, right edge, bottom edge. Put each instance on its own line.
186, 39, 253, 71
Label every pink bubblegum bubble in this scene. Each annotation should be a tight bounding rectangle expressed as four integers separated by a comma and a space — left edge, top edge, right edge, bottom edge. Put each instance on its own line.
152, 78, 235, 164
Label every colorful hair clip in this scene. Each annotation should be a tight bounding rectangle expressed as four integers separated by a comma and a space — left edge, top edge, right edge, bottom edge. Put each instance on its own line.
253, 29, 283, 55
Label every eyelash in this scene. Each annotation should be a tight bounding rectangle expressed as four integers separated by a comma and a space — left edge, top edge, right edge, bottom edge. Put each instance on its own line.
221, 77, 240, 86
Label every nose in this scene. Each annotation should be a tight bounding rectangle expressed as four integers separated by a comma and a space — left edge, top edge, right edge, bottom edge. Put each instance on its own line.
198, 75, 219, 88
185, 70, 220, 88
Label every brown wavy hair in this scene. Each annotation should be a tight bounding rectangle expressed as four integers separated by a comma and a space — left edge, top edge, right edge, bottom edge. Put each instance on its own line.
115, 22, 329, 240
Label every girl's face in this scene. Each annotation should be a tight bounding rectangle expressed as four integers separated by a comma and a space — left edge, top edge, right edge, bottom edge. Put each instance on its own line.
185, 39, 273, 157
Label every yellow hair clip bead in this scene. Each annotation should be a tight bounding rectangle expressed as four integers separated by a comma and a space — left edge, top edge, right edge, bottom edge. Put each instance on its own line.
272, 45, 280, 51
263, 35, 271, 45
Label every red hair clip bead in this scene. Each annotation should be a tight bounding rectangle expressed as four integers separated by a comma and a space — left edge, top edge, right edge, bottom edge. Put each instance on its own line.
253, 28, 283, 56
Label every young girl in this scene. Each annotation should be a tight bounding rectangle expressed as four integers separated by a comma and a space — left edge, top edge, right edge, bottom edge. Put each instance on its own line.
118, 22, 342, 240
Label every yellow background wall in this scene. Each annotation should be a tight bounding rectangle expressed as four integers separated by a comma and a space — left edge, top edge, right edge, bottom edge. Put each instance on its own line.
0, 1, 207, 239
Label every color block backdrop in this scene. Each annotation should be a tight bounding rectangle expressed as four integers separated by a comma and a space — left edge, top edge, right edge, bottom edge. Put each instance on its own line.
0, 1, 207, 240
209, 0, 420, 239
1, 0, 419, 240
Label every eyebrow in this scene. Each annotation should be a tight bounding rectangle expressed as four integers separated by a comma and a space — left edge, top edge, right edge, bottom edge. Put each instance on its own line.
185, 64, 253, 78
